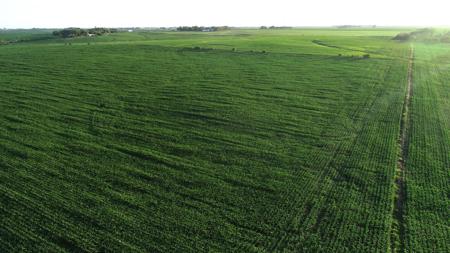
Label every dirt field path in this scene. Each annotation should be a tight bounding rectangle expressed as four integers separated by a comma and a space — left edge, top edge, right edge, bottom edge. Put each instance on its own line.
391, 46, 414, 253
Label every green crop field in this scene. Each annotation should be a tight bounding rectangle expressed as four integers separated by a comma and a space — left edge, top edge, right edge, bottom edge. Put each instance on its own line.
0, 28, 448, 252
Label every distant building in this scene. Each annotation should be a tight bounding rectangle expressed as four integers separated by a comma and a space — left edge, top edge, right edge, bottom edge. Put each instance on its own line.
128, 29, 134, 32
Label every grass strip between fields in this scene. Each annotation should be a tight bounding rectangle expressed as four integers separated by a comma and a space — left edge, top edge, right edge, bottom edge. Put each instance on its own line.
390, 45, 414, 253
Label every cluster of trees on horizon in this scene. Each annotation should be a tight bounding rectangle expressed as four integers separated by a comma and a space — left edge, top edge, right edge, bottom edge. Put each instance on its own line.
176, 26, 230, 32
260, 26, 293, 29
392, 28, 450, 42
52, 28, 118, 38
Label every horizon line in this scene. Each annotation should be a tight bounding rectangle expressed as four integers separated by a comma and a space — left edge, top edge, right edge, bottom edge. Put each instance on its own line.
2, 25, 447, 30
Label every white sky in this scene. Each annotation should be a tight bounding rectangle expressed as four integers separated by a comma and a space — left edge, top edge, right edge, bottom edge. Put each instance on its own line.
1, 0, 450, 28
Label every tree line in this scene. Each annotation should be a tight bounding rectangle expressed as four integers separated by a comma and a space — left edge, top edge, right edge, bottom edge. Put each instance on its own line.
260, 26, 292, 29
176, 26, 230, 32
52, 28, 118, 38
393, 28, 435, 41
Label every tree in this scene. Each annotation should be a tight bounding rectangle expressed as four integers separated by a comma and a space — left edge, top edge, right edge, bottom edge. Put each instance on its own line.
393, 33, 411, 41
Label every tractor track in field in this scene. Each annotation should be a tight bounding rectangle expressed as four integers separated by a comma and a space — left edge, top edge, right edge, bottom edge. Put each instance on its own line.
390, 46, 414, 253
